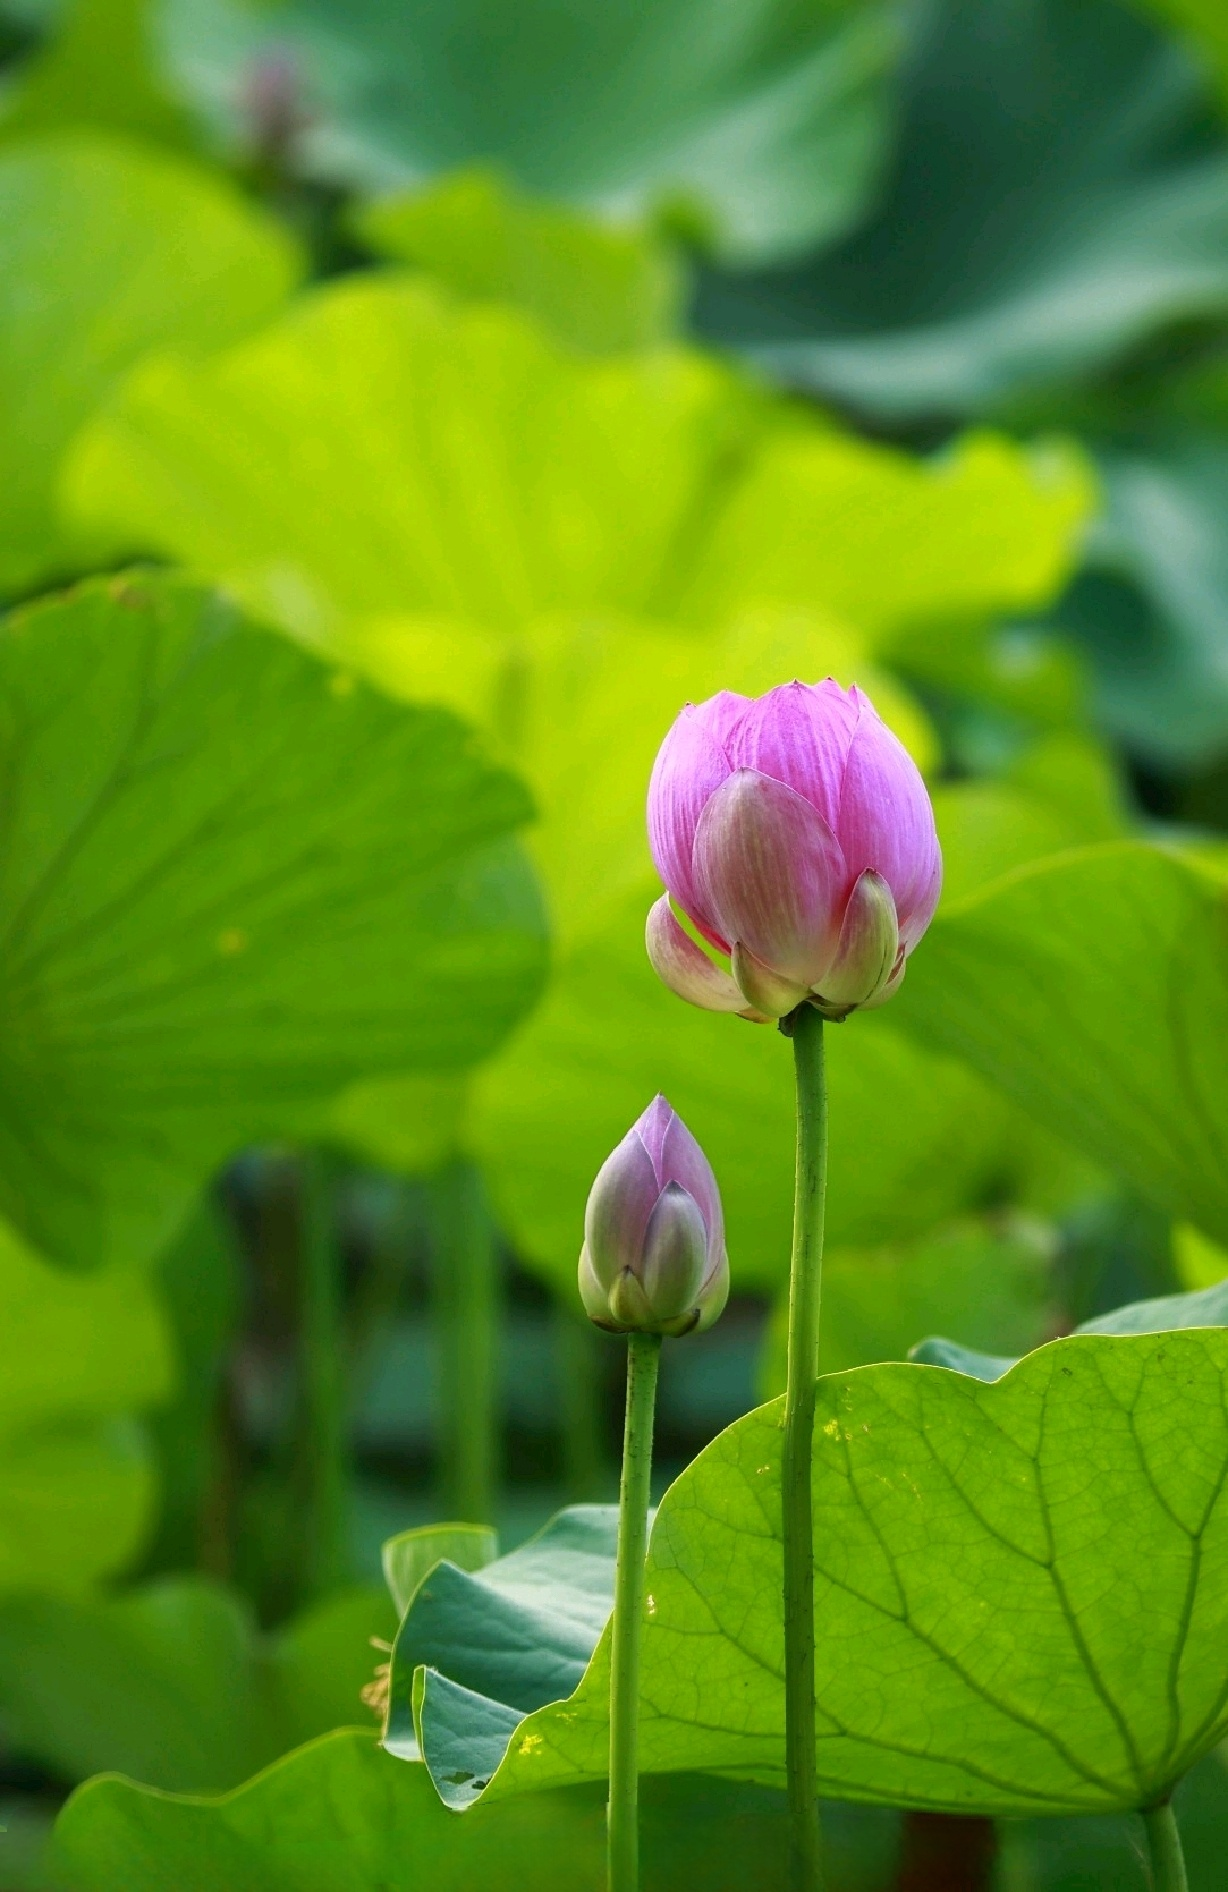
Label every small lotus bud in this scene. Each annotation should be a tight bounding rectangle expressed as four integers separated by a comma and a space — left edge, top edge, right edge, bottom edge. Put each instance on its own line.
579, 1096, 729, 1337
646, 680, 941, 1022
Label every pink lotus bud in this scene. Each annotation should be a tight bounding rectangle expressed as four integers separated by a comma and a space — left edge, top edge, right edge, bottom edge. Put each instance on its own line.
578, 1096, 729, 1337
646, 680, 941, 1021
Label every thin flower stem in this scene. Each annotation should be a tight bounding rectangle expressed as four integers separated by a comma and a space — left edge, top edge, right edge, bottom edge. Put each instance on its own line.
608, 1331, 662, 1892
783, 1005, 828, 1892
1142, 1804, 1188, 1892
431, 1159, 499, 1524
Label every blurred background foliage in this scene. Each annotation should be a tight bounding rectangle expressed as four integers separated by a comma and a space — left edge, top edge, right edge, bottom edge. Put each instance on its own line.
0, 0, 1225, 1886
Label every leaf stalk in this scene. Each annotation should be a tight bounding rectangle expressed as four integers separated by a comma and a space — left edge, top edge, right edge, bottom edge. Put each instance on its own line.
1142, 1803, 1188, 1892
608, 1330, 662, 1892
783, 1005, 827, 1891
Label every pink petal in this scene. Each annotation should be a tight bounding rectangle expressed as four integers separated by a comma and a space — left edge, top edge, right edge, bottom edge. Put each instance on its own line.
583, 1124, 660, 1288
646, 698, 747, 941
724, 679, 861, 829
693, 769, 848, 989
645, 896, 747, 1014
655, 1104, 725, 1260
833, 709, 942, 947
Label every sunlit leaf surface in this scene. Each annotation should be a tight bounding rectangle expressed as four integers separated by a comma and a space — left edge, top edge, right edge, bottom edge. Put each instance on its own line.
420, 1333, 1228, 1817
0, 572, 544, 1268
0, 133, 300, 595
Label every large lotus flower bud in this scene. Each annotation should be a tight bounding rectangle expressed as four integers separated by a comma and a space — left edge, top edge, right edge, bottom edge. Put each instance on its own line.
578, 1096, 729, 1338
645, 680, 941, 1022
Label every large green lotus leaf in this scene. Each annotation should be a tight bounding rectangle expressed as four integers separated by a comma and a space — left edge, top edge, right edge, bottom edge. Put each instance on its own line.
1062, 431, 1228, 767
757, 1218, 1056, 1398
354, 169, 682, 355
932, 732, 1126, 905
49, 1727, 801, 1891
62, 275, 1091, 658
0, 0, 197, 152
159, 0, 900, 267
0, 1579, 395, 1792
0, 133, 300, 596
0, 1213, 169, 1594
419, 1330, 1228, 1816
895, 842, 1228, 1245
0, 572, 544, 1269
694, 0, 1228, 421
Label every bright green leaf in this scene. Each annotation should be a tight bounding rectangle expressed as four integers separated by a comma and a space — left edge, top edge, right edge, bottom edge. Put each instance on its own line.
0, 133, 300, 595
0, 1212, 169, 1595
50, 1726, 802, 1891
933, 733, 1126, 906
160, 0, 902, 265
426, 1331, 1228, 1817
0, 572, 545, 1269
895, 842, 1228, 1245
1175, 1224, 1228, 1290
355, 169, 682, 354
63, 276, 1091, 657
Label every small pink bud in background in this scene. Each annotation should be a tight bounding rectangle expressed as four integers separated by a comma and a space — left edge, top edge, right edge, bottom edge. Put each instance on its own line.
646, 680, 941, 1021
578, 1096, 729, 1337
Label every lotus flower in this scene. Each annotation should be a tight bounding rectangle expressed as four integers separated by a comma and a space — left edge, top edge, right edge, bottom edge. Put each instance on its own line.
578, 1096, 729, 1337
645, 680, 941, 1021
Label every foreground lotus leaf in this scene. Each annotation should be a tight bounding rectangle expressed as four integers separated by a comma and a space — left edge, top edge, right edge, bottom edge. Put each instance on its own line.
407, 1330, 1228, 1816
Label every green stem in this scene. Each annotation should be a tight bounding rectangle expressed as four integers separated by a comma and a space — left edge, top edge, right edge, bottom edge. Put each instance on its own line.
432, 1159, 499, 1524
1142, 1804, 1188, 1892
300, 1150, 348, 1599
608, 1331, 662, 1892
782, 1006, 828, 1892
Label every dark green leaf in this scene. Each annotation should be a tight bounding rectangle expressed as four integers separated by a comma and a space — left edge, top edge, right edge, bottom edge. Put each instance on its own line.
384, 1507, 617, 1775
696, 0, 1228, 419
1063, 432, 1228, 766
0, 572, 545, 1268
161, 0, 902, 264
